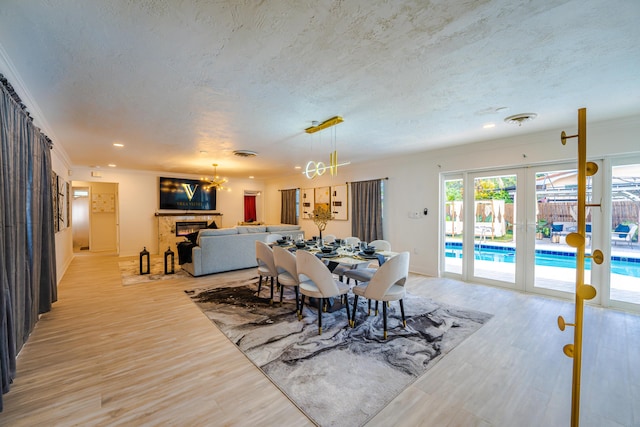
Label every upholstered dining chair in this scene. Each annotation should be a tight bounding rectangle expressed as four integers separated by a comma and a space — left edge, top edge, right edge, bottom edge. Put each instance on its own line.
367, 239, 391, 251
322, 234, 336, 244
296, 250, 351, 335
265, 233, 283, 244
343, 253, 387, 286
272, 245, 300, 313
331, 236, 362, 283
350, 251, 410, 339
255, 240, 278, 304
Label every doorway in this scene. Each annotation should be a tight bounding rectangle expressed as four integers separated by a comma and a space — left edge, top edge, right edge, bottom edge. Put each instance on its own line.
71, 181, 119, 253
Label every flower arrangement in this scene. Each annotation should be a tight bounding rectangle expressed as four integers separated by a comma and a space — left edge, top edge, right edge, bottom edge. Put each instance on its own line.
309, 205, 334, 239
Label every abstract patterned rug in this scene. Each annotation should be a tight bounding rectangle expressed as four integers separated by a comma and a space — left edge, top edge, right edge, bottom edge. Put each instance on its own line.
186, 277, 492, 426
119, 257, 190, 286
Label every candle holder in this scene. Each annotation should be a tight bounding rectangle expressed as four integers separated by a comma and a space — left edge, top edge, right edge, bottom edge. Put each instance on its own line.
164, 246, 175, 274
139, 247, 150, 275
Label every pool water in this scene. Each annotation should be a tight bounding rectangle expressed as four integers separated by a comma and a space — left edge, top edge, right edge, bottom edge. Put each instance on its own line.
445, 245, 640, 278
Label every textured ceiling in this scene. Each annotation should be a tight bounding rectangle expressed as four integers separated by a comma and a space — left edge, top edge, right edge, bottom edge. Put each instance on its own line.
0, 0, 639, 179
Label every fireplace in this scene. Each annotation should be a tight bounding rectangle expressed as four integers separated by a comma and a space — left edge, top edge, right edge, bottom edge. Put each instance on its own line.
175, 221, 208, 236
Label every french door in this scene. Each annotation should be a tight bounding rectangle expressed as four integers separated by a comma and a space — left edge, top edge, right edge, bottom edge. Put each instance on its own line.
443, 165, 586, 298
443, 168, 525, 290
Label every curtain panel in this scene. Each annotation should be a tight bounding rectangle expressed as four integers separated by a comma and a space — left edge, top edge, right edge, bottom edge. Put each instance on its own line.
280, 189, 298, 225
244, 195, 257, 222
350, 179, 383, 243
0, 83, 57, 411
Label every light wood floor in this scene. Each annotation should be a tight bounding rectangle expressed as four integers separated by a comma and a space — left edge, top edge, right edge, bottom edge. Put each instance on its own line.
1, 254, 638, 426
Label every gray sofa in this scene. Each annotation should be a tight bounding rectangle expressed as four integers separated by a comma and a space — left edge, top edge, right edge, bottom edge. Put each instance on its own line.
181, 224, 304, 277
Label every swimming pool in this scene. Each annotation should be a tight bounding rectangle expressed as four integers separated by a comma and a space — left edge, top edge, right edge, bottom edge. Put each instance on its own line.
444, 243, 640, 278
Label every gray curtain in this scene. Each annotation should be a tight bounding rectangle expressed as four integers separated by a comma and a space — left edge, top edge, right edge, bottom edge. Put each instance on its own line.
280, 188, 298, 225
351, 179, 384, 243
0, 82, 57, 411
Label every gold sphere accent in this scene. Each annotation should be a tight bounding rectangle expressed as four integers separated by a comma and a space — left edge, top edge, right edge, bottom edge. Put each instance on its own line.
561, 131, 568, 145
589, 249, 604, 265
558, 315, 566, 331
586, 161, 599, 176
577, 284, 597, 300
563, 344, 575, 358
565, 232, 585, 248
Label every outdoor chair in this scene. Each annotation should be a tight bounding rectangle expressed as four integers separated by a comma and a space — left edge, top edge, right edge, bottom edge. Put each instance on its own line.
611, 223, 638, 246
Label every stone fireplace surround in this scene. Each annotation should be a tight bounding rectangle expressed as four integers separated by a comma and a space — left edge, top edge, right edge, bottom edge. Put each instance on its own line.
156, 213, 223, 254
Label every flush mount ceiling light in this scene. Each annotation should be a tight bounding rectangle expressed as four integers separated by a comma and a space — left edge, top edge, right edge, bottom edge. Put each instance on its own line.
504, 113, 538, 126
233, 150, 258, 158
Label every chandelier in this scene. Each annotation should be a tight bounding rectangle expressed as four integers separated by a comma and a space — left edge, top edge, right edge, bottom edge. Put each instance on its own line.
207, 163, 228, 190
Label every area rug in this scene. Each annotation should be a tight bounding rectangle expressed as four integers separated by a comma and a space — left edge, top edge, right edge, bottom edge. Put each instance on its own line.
119, 257, 190, 286
186, 277, 492, 426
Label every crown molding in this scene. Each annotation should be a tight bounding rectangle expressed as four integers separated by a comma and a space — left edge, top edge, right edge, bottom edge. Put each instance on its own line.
0, 42, 72, 168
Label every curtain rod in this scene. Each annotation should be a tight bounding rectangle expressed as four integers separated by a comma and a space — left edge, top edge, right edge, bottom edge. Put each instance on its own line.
345, 177, 389, 184
1, 73, 54, 148
277, 187, 301, 191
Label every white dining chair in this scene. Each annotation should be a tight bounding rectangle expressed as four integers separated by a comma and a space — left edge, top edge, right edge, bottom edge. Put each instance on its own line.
272, 245, 300, 313
255, 240, 278, 304
350, 252, 410, 339
296, 250, 351, 335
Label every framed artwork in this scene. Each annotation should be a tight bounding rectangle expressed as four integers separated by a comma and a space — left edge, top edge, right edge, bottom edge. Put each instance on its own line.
51, 171, 59, 233
331, 184, 348, 220
314, 186, 331, 214
58, 176, 66, 231
301, 188, 315, 219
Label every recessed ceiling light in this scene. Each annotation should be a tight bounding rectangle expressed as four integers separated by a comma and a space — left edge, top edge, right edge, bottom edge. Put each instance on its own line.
504, 113, 538, 126
294, 166, 301, 169
113, 143, 124, 147
483, 123, 496, 129
199, 150, 208, 155
249, 176, 254, 179
108, 164, 116, 167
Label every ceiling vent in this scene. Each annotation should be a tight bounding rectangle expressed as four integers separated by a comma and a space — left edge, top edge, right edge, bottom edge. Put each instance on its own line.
233, 150, 258, 158
504, 113, 537, 126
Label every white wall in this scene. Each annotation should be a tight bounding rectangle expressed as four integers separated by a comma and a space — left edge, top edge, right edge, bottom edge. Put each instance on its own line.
51, 145, 74, 284
70, 167, 266, 256
263, 115, 640, 276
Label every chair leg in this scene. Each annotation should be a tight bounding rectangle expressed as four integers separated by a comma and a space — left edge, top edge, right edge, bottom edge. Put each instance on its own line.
399, 299, 406, 328
367, 299, 371, 316
382, 300, 387, 339
317, 297, 323, 335
351, 295, 359, 327
269, 277, 274, 305
298, 295, 306, 320
279, 280, 285, 306
257, 275, 262, 294
375, 300, 379, 316
294, 286, 300, 315
344, 293, 351, 325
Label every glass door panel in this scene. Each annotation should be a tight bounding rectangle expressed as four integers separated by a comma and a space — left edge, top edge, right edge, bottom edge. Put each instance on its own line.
472, 173, 516, 284
444, 178, 463, 275
609, 163, 640, 306
531, 166, 588, 296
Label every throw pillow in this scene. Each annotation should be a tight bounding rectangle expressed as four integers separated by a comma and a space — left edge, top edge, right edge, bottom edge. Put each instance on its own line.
207, 221, 218, 229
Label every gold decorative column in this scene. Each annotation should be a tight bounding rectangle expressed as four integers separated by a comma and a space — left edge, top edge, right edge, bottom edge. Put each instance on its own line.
557, 108, 604, 426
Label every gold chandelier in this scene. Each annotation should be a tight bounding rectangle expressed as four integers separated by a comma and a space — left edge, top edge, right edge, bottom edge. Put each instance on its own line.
207, 163, 228, 190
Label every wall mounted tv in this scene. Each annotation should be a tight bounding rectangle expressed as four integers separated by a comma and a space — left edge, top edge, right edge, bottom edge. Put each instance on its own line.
159, 177, 216, 211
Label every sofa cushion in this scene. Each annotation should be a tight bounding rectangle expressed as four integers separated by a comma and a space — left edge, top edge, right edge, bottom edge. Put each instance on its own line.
266, 225, 301, 232
551, 224, 563, 232
236, 225, 267, 234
